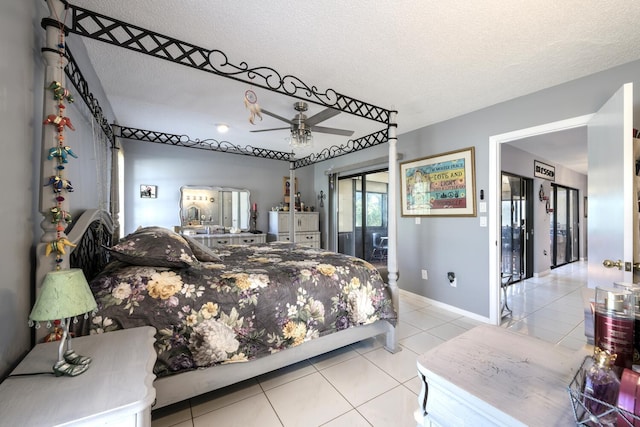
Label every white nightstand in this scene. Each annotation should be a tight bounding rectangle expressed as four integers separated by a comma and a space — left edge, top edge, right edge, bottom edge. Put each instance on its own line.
0, 326, 156, 426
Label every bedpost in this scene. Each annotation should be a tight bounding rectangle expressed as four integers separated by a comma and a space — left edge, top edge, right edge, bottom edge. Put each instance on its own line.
385, 111, 400, 353
289, 161, 296, 243
36, 0, 72, 282
110, 124, 121, 241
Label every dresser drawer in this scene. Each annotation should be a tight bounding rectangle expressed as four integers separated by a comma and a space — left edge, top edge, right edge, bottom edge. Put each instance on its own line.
236, 234, 266, 244
193, 233, 266, 248
272, 232, 320, 248
296, 232, 320, 247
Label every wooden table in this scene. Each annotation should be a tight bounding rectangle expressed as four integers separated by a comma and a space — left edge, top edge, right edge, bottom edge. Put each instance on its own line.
0, 327, 156, 426
416, 324, 588, 426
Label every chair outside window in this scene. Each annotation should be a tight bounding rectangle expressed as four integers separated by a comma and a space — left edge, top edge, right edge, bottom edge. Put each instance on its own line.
371, 232, 388, 261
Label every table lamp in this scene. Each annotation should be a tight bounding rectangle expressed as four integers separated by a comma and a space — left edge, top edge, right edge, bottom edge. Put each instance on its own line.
29, 268, 97, 377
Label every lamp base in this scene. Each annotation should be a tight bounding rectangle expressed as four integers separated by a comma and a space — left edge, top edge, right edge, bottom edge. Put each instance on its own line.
64, 349, 91, 365
52, 319, 92, 376
53, 360, 89, 377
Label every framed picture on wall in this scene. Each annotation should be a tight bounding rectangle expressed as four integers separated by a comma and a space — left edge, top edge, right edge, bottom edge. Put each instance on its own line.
400, 147, 477, 217
282, 177, 298, 197
140, 185, 157, 199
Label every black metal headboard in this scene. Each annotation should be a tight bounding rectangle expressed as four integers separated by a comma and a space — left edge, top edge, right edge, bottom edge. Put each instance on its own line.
67, 209, 115, 282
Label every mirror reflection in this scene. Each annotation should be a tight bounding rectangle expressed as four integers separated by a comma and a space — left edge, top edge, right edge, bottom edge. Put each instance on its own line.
180, 186, 251, 231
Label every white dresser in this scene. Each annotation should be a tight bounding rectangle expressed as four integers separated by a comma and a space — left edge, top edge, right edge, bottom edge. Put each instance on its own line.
191, 232, 266, 248
268, 211, 321, 248
0, 326, 156, 426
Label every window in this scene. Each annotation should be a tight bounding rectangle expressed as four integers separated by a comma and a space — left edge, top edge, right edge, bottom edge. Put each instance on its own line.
355, 192, 385, 227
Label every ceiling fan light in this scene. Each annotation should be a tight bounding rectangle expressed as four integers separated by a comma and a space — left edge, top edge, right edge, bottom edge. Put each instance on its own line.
289, 128, 312, 148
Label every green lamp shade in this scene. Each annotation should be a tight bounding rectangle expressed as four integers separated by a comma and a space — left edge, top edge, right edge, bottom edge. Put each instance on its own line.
29, 268, 97, 322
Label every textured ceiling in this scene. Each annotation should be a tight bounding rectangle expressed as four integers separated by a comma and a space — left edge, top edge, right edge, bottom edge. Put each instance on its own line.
73, 0, 640, 162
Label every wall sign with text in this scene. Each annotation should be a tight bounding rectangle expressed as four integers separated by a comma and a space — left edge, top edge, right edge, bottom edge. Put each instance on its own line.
534, 161, 555, 181
400, 147, 476, 217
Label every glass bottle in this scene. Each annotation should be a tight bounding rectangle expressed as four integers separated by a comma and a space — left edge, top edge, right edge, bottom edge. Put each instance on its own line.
582, 347, 620, 426
594, 286, 635, 371
613, 282, 640, 368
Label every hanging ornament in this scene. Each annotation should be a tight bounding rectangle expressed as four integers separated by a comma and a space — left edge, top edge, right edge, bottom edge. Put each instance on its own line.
244, 89, 262, 125
47, 145, 77, 163
50, 207, 72, 224
43, 114, 75, 132
48, 81, 74, 103
45, 237, 76, 257
44, 175, 74, 193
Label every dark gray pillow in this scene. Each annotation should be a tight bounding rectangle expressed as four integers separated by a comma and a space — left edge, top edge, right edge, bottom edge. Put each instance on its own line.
182, 235, 223, 262
109, 226, 198, 267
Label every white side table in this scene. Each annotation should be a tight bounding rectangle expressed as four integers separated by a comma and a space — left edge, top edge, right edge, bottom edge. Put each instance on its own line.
0, 326, 156, 426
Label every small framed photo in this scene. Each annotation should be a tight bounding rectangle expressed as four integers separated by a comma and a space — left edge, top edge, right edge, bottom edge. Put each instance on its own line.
140, 185, 157, 199
400, 147, 476, 217
283, 176, 298, 196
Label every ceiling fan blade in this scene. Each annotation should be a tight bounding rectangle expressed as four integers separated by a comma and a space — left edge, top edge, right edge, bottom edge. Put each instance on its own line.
250, 127, 291, 133
260, 109, 293, 124
310, 125, 354, 137
305, 107, 341, 127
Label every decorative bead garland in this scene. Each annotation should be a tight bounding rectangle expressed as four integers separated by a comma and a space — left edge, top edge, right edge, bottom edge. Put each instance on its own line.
42, 6, 77, 271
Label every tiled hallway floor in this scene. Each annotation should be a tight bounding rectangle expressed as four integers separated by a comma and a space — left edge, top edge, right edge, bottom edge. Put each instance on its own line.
152, 262, 587, 427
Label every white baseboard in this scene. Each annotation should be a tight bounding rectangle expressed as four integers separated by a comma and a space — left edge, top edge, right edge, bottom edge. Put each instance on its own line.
534, 269, 551, 278
399, 289, 490, 324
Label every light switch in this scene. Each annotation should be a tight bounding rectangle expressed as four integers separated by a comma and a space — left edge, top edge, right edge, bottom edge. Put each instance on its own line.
415, 217, 421, 225
479, 202, 487, 213
480, 216, 487, 227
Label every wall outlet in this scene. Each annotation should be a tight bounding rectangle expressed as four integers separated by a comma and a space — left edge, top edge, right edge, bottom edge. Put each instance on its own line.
421, 269, 428, 280
450, 278, 457, 287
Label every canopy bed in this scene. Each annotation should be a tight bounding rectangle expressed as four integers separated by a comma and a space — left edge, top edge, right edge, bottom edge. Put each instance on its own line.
36, 0, 400, 409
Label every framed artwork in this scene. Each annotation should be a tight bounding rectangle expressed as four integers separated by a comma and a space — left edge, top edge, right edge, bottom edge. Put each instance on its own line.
140, 185, 157, 199
400, 147, 476, 217
282, 176, 298, 196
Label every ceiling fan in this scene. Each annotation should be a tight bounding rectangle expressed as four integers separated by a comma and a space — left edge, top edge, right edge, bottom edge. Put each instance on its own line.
251, 101, 355, 138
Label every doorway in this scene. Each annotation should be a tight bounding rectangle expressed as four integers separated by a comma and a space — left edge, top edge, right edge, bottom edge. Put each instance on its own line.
550, 184, 580, 268
336, 170, 389, 265
489, 114, 593, 324
501, 173, 533, 282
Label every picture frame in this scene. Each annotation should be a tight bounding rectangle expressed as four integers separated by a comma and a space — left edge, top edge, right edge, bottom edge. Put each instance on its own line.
140, 185, 157, 199
282, 176, 298, 197
400, 147, 477, 217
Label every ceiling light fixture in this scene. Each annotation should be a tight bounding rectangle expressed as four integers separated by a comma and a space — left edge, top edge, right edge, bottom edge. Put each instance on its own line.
288, 127, 313, 148
216, 123, 229, 133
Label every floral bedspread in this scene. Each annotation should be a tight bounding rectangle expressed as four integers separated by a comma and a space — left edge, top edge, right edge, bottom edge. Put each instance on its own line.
89, 242, 396, 377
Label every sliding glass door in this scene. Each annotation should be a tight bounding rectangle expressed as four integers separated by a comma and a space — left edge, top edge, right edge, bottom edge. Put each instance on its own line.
501, 173, 533, 282
336, 170, 388, 265
550, 184, 579, 268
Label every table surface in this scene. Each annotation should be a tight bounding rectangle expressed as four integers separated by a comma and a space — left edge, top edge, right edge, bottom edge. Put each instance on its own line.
0, 326, 156, 426
417, 324, 588, 426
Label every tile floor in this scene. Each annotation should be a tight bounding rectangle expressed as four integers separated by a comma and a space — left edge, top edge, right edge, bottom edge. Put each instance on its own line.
151, 261, 588, 427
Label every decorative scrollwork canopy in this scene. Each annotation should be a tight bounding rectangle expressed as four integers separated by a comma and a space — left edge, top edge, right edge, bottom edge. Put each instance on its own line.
55, 2, 396, 167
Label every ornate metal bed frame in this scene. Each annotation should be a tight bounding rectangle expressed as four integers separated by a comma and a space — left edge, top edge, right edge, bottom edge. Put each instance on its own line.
65, 209, 398, 408
38, 1, 401, 408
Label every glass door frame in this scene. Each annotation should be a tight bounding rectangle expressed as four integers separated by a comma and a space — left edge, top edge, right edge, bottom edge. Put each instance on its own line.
550, 183, 580, 268
335, 169, 389, 263
501, 172, 534, 283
